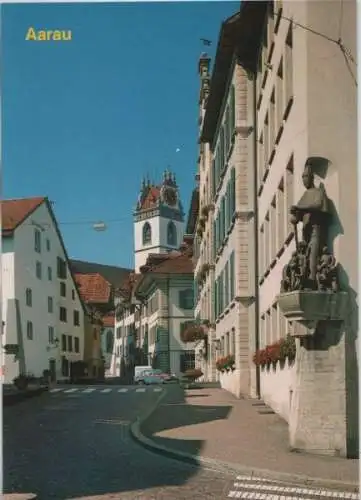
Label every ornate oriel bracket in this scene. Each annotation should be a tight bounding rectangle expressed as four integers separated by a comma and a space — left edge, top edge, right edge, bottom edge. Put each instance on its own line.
277, 159, 348, 338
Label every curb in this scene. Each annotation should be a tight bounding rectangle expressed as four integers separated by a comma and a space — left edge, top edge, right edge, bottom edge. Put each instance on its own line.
3, 387, 48, 407
129, 391, 359, 494
3, 494, 37, 499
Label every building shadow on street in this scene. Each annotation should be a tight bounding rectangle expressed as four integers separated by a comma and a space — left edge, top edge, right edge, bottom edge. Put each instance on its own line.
3, 385, 232, 500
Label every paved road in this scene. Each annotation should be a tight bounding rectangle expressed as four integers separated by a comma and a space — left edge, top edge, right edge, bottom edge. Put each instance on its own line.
4, 385, 358, 500
4, 385, 234, 500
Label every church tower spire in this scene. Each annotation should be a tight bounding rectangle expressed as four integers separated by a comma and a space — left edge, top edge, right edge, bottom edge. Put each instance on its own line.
133, 170, 185, 273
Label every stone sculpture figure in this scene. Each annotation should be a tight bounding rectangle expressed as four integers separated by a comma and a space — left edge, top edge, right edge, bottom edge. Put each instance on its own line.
279, 159, 340, 294
316, 245, 339, 292
289, 161, 332, 289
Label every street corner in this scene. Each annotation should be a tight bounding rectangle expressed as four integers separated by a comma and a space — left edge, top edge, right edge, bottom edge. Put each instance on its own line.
3, 494, 38, 500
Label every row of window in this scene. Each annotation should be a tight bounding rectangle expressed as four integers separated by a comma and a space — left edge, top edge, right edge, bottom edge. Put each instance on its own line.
34, 228, 51, 254
218, 328, 236, 358
259, 156, 294, 279
214, 252, 235, 319
25, 321, 80, 352
260, 303, 288, 348
211, 85, 236, 198
26, 282, 74, 303
257, 21, 293, 190
34, 257, 70, 285
213, 168, 236, 257
142, 221, 177, 247
25, 288, 80, 325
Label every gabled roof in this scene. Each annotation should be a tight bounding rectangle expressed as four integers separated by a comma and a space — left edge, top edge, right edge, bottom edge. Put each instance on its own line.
70, 259, 132, 289
2, 197, 46, 234
74, 273, 112, 304
1, 196, 87, 315
134, 245, 193, 297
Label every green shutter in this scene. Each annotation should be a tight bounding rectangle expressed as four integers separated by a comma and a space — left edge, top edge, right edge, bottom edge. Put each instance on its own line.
222, 197, 226, 240
214, 280, 218, 319
225, 263, 229, 306
213, 220, 217, 259
220, 128, 225, 172
231, 167, 236, 217
225, 107, 230, 158
230, 252, 235, 299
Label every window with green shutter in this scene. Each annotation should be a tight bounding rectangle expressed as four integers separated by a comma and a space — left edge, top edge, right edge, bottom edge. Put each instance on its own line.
217, 215, 221, 249
225, 262, 229, 306
220, 271, 224, 312
230, 84, 236, 134
231, 167, 236, 217
221, 197, 226, 241
213, 220, 217, 259
214, 279, 218, 318
225, 107, 230, 157
216, 147, 220, 188
220, 129, 225, 172
230, 252, 235, 300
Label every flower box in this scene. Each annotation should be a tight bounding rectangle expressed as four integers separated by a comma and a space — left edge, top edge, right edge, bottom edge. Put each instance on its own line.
253, 334, 296, 368
216, 354, 235, 373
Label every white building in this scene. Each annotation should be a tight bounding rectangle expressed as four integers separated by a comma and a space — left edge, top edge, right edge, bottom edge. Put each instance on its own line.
111, 172, 197, 377
134, 172, 185, 273
2, 197, 86, 383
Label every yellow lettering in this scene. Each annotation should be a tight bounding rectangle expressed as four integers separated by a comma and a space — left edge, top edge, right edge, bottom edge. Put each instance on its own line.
46, 30, 53, 40
52, 30, 61, 41
38, 31, 47, 41
62, 30, 72, 41
25, 27, 37, 41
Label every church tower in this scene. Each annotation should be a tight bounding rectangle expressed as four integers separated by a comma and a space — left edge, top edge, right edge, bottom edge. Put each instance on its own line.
133, 170, 185, 272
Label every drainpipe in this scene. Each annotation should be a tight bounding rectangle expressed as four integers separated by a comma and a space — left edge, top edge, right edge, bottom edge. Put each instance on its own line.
252, 72, 261, 400
167, 276, 171, 373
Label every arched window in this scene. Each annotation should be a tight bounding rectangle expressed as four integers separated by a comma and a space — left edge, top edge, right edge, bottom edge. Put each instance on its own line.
142, 222, 152, 245
167, 221, 177, 246
106, 330, 113, 354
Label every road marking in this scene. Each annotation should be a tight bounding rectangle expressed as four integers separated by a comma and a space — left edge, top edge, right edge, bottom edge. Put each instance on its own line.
100, 388, 112, 393
153, 388, 162, 392
135, 388, 146, 393
231, 482, 359, 499
118, 388, 128, 393
82, 388, 96, 393
49, 388, 63, 393
64, 388, 78, 393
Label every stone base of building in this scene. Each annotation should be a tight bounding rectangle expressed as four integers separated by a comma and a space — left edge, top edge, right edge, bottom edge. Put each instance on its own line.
219, 369, 248, 399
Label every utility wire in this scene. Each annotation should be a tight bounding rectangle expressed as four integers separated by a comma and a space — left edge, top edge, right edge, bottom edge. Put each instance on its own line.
280, 9, 357, 86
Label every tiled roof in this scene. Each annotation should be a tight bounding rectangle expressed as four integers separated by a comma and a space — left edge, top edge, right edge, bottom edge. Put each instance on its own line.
70, 259, 132, 289
2, 197, 46, 233
74, 273, 112, 304
138, 186, 161, 210
102, 313, 115, 328
141, 249, 193, 275
116, 272, 141, 300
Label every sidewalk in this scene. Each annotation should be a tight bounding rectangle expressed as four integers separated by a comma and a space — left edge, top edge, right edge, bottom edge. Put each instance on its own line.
140, 385, 359, 489
3, 383, 48, 406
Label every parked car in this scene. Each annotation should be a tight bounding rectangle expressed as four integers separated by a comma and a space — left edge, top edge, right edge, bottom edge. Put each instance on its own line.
134, 365, 152, 384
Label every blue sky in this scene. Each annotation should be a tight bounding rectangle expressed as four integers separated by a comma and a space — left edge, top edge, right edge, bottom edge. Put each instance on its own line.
2, 1, 239, 269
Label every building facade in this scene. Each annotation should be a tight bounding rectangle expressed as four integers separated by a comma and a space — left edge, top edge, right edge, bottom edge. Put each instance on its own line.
2, 197, 85, 383
192, 0, 358, 456
194, 7, 264, 398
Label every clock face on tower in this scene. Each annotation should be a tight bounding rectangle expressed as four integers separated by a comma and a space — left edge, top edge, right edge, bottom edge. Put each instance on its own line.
162, 186, 178, 207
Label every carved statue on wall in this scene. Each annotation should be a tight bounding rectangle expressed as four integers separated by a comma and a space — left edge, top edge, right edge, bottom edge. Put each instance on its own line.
280, 160, 339, 293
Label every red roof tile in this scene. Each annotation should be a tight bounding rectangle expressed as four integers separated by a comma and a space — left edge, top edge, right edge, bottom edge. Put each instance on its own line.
139, 186, 161, 210
2, 197, 46, 232
75, 273, 111, 304
102, 313, 115, 328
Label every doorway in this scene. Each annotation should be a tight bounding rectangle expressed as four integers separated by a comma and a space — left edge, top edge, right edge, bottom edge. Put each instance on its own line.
49, 359, 56, 382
